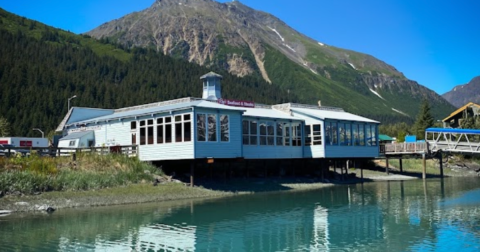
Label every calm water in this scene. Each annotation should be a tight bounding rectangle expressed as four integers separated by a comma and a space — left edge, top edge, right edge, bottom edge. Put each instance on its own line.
1, 177, 480, 252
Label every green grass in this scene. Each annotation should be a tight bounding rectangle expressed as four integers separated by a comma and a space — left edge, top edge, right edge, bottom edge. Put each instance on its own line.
0, 153, 163, 195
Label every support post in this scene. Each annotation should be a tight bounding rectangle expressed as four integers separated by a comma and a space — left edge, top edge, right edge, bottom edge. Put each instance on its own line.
399, 158, 403, 173
422, 153, 426, 179
385, 157, 389, 174
359, 160, 364, 182
190, 160, 195, 187
439, 151, 444, 178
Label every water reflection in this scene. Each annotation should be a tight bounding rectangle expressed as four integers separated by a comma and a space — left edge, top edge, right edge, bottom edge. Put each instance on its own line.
1, 177, 480, 251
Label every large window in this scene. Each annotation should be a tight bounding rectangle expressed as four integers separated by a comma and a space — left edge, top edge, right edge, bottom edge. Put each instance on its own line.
340, 123, 351, 146
172, 114, 192, 143
305, 124, 322, 146
220, 115, 229, 142
367, 124, 377, 146
292, 123, 302, 146
139, 119, 154, 145
276, 122, 288, 146
197, 114, 206, 141
131, 121, 137, 145
242, 120, 258, 145
197, 114, 217, 142
326, 122, 338, 145
353, 124, 365, 146
165, 117, 172, 143
157, 118, 164, 144
259, 121, 275, 146
208, 114, 217, 141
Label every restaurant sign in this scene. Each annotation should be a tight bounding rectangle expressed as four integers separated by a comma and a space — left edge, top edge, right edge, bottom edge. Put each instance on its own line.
217, 98, 255, 108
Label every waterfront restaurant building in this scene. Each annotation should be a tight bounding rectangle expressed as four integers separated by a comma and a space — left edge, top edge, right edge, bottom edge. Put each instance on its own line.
56, 72, 379, 163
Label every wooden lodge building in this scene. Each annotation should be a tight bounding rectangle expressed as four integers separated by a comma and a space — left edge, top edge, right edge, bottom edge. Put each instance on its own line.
56, 72, 380, 179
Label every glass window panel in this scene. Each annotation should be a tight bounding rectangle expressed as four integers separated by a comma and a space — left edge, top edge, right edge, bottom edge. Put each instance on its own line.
147, 119, 154, 125
157, 125, 164, 144
250, 136, 257, 145
165, 117, 171, 123
140, 120, 145, 127
243, 120, 249, 134
175, 123, 182, 142
175, 115, 181, 122
359, 124, 365, 146
184, 122, 191, 142
184, 114, 191, 121
157, 118, 163, 124
250, 121, 257, 134
140, 127, 146, 145
208, 114, 217, 142
197, 114, 206, 142
220, 115, 229, 142
165, 124, 172, 143
131, 121, 137, 130
259, 122, 267, 135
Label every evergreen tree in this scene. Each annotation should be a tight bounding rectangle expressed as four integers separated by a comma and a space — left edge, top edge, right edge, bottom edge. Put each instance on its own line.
414, 100, 434, 140
0, 117, 11, 137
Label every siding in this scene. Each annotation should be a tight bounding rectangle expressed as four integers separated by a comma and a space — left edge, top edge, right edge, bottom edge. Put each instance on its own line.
195, 109, 243, 159
243, 146, 303, 159
325, 146, 379, 158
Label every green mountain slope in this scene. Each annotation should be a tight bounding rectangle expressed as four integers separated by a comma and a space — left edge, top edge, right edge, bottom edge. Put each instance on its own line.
0, 8, 292, 137
87, 0, 454, 121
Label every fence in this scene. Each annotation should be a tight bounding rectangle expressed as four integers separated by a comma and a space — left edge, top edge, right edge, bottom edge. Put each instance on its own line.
0, 145, 138, 158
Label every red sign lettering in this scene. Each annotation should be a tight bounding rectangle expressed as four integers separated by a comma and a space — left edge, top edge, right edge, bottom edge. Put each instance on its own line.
20, 141, 32, 147
217, 98, 255, 108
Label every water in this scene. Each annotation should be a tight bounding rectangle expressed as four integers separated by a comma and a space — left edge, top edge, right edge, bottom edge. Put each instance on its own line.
1, 177, 480, 251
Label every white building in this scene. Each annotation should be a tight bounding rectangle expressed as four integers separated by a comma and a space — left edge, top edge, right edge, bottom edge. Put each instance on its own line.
56, 72, 379, 162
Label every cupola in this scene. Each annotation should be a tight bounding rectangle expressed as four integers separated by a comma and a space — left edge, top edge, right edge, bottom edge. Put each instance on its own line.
200, 72, 222, 100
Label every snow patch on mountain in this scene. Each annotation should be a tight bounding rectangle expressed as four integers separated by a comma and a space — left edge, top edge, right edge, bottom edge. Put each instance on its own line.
369, 88, 384, 100
267, 26, 285, 42
392, 108, 408, 116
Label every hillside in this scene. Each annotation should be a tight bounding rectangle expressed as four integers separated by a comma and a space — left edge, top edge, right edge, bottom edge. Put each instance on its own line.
0, 8, 291, 137
442, 76, 480, 108
87, 0, 455, 121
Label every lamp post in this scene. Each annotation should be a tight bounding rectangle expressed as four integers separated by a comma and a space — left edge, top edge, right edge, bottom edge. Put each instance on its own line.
68, 95, 77, 111
32, 128, 44, 138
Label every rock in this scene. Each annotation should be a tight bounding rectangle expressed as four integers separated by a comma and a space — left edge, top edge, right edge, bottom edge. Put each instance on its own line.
14, 202, 30, 206
0, 210, 12, 216
36, 205, 56, 213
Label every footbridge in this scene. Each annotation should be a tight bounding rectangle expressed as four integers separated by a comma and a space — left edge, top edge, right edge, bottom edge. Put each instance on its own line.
384, 128, 480, 155
382, 128, 480, 178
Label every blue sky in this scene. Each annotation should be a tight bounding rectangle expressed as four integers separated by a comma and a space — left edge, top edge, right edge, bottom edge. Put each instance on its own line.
1, 0, 479, 95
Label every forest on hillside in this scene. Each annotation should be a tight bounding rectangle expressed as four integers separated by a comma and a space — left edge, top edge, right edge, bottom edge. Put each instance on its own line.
0, 19, 293, 137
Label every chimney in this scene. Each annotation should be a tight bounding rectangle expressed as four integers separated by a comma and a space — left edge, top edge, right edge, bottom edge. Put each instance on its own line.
200, 72, 223, 100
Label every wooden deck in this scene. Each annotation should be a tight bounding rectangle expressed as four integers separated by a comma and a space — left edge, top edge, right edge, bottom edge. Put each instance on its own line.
0, 145, 138, 157
383, 142, 429, 155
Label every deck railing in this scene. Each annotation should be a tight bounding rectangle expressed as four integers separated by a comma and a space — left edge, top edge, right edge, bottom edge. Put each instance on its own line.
384, 142, 428, 154
0, 145, 138, 158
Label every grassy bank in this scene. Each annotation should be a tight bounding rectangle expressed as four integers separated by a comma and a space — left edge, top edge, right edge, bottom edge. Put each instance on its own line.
0, 153, 163, 195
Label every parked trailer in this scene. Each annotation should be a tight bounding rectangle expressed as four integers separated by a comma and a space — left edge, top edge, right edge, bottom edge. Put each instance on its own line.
0, 137, 49, 148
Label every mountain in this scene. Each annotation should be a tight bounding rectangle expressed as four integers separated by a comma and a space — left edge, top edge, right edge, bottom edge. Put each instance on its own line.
87, 0, 455, 121
0, 8, 291, 137
442, 76, 480, 108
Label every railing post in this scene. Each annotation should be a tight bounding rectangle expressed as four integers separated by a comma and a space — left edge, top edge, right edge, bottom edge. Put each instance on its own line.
422, 152, 426, 179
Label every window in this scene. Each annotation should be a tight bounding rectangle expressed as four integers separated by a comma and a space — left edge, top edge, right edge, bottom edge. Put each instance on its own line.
139, 119, 154, 145
242, 120, 258, 145
140, 120, 146, 145
277, 122, 287, 146
165, 117, 172, 143
339, 123, 346, 146
353, 124, 359, 146
184, 114, 192, 142
345, 123, 352, 146
367, 124, 377, 146
131, 120, 137, 145
305, 125, 311, 145
147, 119, 154, 144
197, 114, 206, 141
175, 115, 182, 142
157, 118, 164, 144
69, 140, 76, 147
197, 114, 217, 142
259, 122, 267, 145
292, 123, 302, 146
220, 115, 229, 142
208, 114, 217, 142
359, 124, 365, 146
305, 124, 322, 146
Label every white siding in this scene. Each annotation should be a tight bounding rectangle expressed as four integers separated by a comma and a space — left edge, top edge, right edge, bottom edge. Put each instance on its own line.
58, 139, 77, 148
195, 109, 243, 159
290, 113, 326, 158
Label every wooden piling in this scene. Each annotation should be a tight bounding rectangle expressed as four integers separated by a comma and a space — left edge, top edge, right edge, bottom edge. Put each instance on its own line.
422, 153, 427, 179
385, 157, 389, 174
399, 158, 403, 173
439, 152, 444, 178
190, 160, 195, 187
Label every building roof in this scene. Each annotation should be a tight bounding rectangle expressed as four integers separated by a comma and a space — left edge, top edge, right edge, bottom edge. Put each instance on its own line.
291, 107, 379, 123
200, 71, 222, 79
243, 107, 301, 121
442, 102, 480, 122
68, 99, 245, 126
59, 131, 94, 141
56, 107, 115, 132
378, 134, 394, 141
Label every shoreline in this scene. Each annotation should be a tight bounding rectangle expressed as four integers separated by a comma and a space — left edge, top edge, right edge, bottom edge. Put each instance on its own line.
0, 171, 422, 214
